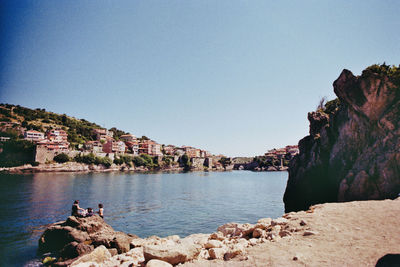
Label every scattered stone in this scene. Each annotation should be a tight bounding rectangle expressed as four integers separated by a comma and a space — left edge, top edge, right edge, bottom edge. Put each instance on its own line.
279, 230, 292, 238
271, 225, 282, 233
249, 238, 258, 246
252, 228, 265, 238
217, 223, 255, 238
123, 247, 145, 265
197, 249, 210, 260
72, 262, 100, 267
110, 232, 132, 253
208, 247, 226, 260
300, 220, 307, 226
224, 242, 246, 260
236, 238, 250, 248
257, 218, 272, 225
238, 255, 249, 261
181, 233, 210, 247
131, 238, 146, 248
143, 243, 201, 265
204, 240, 223, 249
70, 246, 111, 266
266, 233, 281, 242
293, 256, 298, 261
271, 218, 289, 226
146, 259, 173, 267
303, 231, 318, 236
209, 232, 225, 241
166, 235, 180, 242
107, 248, 118, 257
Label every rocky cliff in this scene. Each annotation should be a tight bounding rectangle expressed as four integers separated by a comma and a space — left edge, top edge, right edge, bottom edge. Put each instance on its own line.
284, 64, 400, 212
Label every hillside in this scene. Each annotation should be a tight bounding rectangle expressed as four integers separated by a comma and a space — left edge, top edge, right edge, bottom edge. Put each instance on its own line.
0, 104, 130, 147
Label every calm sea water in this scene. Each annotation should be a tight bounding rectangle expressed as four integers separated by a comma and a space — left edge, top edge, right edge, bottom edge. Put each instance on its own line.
0, 171, 288, 266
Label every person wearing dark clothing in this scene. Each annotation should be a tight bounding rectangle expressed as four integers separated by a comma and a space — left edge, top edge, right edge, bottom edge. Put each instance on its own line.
71, 200, 84, 217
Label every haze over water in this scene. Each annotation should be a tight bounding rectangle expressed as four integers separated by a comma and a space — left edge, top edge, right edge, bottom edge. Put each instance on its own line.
0, 171, 287, 266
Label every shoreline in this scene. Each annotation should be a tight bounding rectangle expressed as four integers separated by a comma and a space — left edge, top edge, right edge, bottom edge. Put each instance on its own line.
38, 197, 400, 266
0, 162, 288, 175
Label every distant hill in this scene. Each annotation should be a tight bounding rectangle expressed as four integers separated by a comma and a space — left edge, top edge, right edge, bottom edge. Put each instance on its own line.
0, 103, 130, 147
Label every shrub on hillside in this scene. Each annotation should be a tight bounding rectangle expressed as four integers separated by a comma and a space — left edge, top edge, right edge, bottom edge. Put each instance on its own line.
74, 153, 96, 165
132, 154, 156, 168
365, 63, 400, 86
54, 153, 70, 163
113, 157, 124, 165
95, 156, 112, 167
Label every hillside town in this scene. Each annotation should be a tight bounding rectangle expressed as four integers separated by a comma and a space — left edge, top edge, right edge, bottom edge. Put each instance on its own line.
0, 117, 298, 172
232, 145, 299, 171
25, 127, 212, 163
0, 117, 225, 170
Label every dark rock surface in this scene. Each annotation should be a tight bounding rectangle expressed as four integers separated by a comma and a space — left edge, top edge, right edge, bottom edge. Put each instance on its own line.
38, 215, 137, 263
284, 66, 400, 212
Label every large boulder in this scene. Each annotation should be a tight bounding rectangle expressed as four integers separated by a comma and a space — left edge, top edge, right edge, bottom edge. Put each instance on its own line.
70, 245, 111, 266
38, 215, 137, 264
38, 224, 90, 252
143, 243, 201, 265
284, 65, 400, 212
146, 259, 173, 267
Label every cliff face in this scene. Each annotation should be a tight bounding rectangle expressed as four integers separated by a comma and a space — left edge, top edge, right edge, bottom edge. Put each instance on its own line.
284, 66, 400, 212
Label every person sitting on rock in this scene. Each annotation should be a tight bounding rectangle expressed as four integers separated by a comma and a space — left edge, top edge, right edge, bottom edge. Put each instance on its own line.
71, 200, 84, 217
86, 207, 94, 217
97, 203, 104, 218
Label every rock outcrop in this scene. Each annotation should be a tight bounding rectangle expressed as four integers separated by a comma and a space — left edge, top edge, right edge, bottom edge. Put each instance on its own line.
38, 215, 137, 265
284, 65, 400, 212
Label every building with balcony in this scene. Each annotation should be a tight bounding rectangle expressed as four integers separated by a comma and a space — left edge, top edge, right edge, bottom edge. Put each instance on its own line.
84, 141, 103, 153
103, 140, 126, 154
120, 134, 137, 142
36, 139, 69, 151
125, 140, 139, 155
163, 145, 176, 155
139, 140, 162, 156
183, 146, 201, 158
24, 130, 45, 142
46, 129, 68, 143
93, 128, 114, 141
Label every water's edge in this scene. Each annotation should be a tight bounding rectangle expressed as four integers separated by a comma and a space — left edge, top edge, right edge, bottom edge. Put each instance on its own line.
0, 171, 288, 266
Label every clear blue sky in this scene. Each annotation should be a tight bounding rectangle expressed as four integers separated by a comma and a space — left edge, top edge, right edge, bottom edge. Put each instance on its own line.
1, 1, 399, 156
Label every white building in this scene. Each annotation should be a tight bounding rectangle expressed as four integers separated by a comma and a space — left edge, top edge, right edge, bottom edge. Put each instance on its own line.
24, 130, 45, 142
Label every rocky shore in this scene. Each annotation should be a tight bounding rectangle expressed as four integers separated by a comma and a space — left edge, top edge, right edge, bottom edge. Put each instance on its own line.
0, 162, 197, 174
0, 161, 288, 175
38, 197, 400, 266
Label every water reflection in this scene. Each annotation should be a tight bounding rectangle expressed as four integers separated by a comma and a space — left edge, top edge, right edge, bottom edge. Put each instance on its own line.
0, 171, 287, 266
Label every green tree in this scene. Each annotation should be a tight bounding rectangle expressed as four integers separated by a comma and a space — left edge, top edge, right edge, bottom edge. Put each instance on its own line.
0, 139, 35, 167
53, 153, 70, 163
181, 154, 191, 171
113, 157, 124, 165
132, 154, 156, 168
74, 153, 96, 164
219, 157, 232, 168
95, 156, 112, 167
